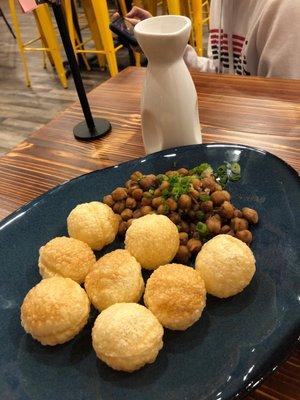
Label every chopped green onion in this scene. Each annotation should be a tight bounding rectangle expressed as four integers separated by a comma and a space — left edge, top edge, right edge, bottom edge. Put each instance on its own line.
231, 162, 241, 174
162, 189, 170, 199
199, 194, 211, 202
196, 222, 209, 236
191, 163, 213, 178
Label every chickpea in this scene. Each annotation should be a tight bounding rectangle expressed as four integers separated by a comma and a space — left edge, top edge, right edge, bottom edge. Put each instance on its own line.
231, 217, 249, 232
233, 209, 243, 218
113, 200, 126, 214
188, 210, 196, 220
236, 230, 253, 244
121, 208, 133, 221
192, 203, 200, 211
178, 194, 192, 210
169, 212, 181, 224
220, 224, 231, 234
195, 210, 205, 221
189, 188, 199, 199
125, 197, 137, 209
177, 168, 189, 176
166, 170, 178, 178
157, 203, 169, 215
192, 178, 202, 191
127, 218, 135, 227
130, 171, 143, 181
242, 208, 259, 224
175, 245, 191, 264
154, 188, 162, 197
160, 180, 170, 191
140, 206, 153, 216
118, 221, 128, 236
211, 190, 231, 206
206, 216, 221, 234
103, 194, 114, 207
125, 180, 133, 189
111, 187, 127, 202
132, 188, 143, 201
219, 201, 235, 219
214, 184, 223, 192
200, 200, 213, 213
166, 198, 177, 211
132, 209, 142, 219
139, 175, 157, 190
226, 230, 235, 237
141, 197, 152, 206
202, 176, 217, 192
179, 232, 189, 245
127, 185, 139, 195
187, 238, 202, 254
151, 196, 163, 208
179, 221, 190, 233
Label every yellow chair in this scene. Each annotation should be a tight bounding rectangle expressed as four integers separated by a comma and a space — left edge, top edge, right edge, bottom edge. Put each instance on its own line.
167, 0, 210, 56
63, 0, 134, 76
8, 0, 67, 88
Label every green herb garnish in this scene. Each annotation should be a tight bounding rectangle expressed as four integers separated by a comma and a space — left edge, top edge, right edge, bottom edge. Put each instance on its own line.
199, 194, 211, 202
191, 163, 213, 178
162, 188, 170, 199
215, 161, 241, 188
196, 222, 209, 236
169, 175, 193, 200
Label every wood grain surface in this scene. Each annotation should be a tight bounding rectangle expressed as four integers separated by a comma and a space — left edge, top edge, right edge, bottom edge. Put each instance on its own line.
0, 67, 299, 399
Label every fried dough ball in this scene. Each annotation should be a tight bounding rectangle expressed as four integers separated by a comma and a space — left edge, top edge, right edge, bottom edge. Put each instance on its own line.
85, 250, 144, 311
195, 234, 256, 298
38, 236, 96, 284
67, 202, 119, 250
144, 264, 206, 330
92, 303, 164, 372
125, 214, 180, 270
21, 277, 90, 346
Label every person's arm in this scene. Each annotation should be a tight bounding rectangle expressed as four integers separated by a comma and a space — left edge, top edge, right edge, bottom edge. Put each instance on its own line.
256, 0, 300, 79
183, 45, 216, 72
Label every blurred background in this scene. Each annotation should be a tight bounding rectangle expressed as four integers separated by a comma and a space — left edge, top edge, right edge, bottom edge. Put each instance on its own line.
0, 0, 209, 155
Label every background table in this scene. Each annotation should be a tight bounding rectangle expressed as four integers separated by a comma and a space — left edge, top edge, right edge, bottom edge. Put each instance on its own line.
0, 67, 299, 398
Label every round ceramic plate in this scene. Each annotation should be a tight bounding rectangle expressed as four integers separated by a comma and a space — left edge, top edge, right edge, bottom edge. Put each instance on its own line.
0, 144, 299, 400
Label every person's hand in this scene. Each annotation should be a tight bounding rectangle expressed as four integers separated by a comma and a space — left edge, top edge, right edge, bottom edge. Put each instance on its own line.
112, 6, 152, 26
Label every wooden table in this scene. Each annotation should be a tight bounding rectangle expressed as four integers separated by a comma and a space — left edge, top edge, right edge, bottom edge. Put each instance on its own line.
0, 67, 299, 398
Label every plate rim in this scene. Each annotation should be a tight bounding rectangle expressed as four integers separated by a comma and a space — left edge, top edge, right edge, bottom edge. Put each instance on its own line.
0, 142, 299, 400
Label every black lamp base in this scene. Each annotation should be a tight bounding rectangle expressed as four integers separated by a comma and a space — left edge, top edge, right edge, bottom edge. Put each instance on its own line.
73, 118, 111, 140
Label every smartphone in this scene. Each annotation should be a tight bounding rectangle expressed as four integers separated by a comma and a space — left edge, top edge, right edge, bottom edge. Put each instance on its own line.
109, 17, 139, 48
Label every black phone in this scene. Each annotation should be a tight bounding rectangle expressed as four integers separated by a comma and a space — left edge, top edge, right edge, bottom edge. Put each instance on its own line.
109, 17, 139, 48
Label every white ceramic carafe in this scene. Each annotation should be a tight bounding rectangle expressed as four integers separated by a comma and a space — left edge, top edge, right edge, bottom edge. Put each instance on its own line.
134, 15, 202, 154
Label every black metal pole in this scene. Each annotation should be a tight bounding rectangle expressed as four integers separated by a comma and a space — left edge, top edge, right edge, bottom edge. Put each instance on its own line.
0, 7, 16, 39
51, 2, 111, 140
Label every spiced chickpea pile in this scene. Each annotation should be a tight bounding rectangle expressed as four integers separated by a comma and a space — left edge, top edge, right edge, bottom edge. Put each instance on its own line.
103, 164, 258, 264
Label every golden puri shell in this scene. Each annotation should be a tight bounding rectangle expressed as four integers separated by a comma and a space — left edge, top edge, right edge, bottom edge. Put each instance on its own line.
20, 277, 90, 345
39, 236, 96, 284
67, 202, 119, 250
92, 303, 164, 372
144, 264, 206, 330
195, 234, 256, 298
125, 214, 179, 270
85, 249, 144, 311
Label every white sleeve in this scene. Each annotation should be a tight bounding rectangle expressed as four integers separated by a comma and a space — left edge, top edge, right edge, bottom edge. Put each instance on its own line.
183, 45, 216, 73
256, 0, 300, 79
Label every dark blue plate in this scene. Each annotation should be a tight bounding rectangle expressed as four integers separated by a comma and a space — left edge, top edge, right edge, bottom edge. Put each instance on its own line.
0, 144, 299, 400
